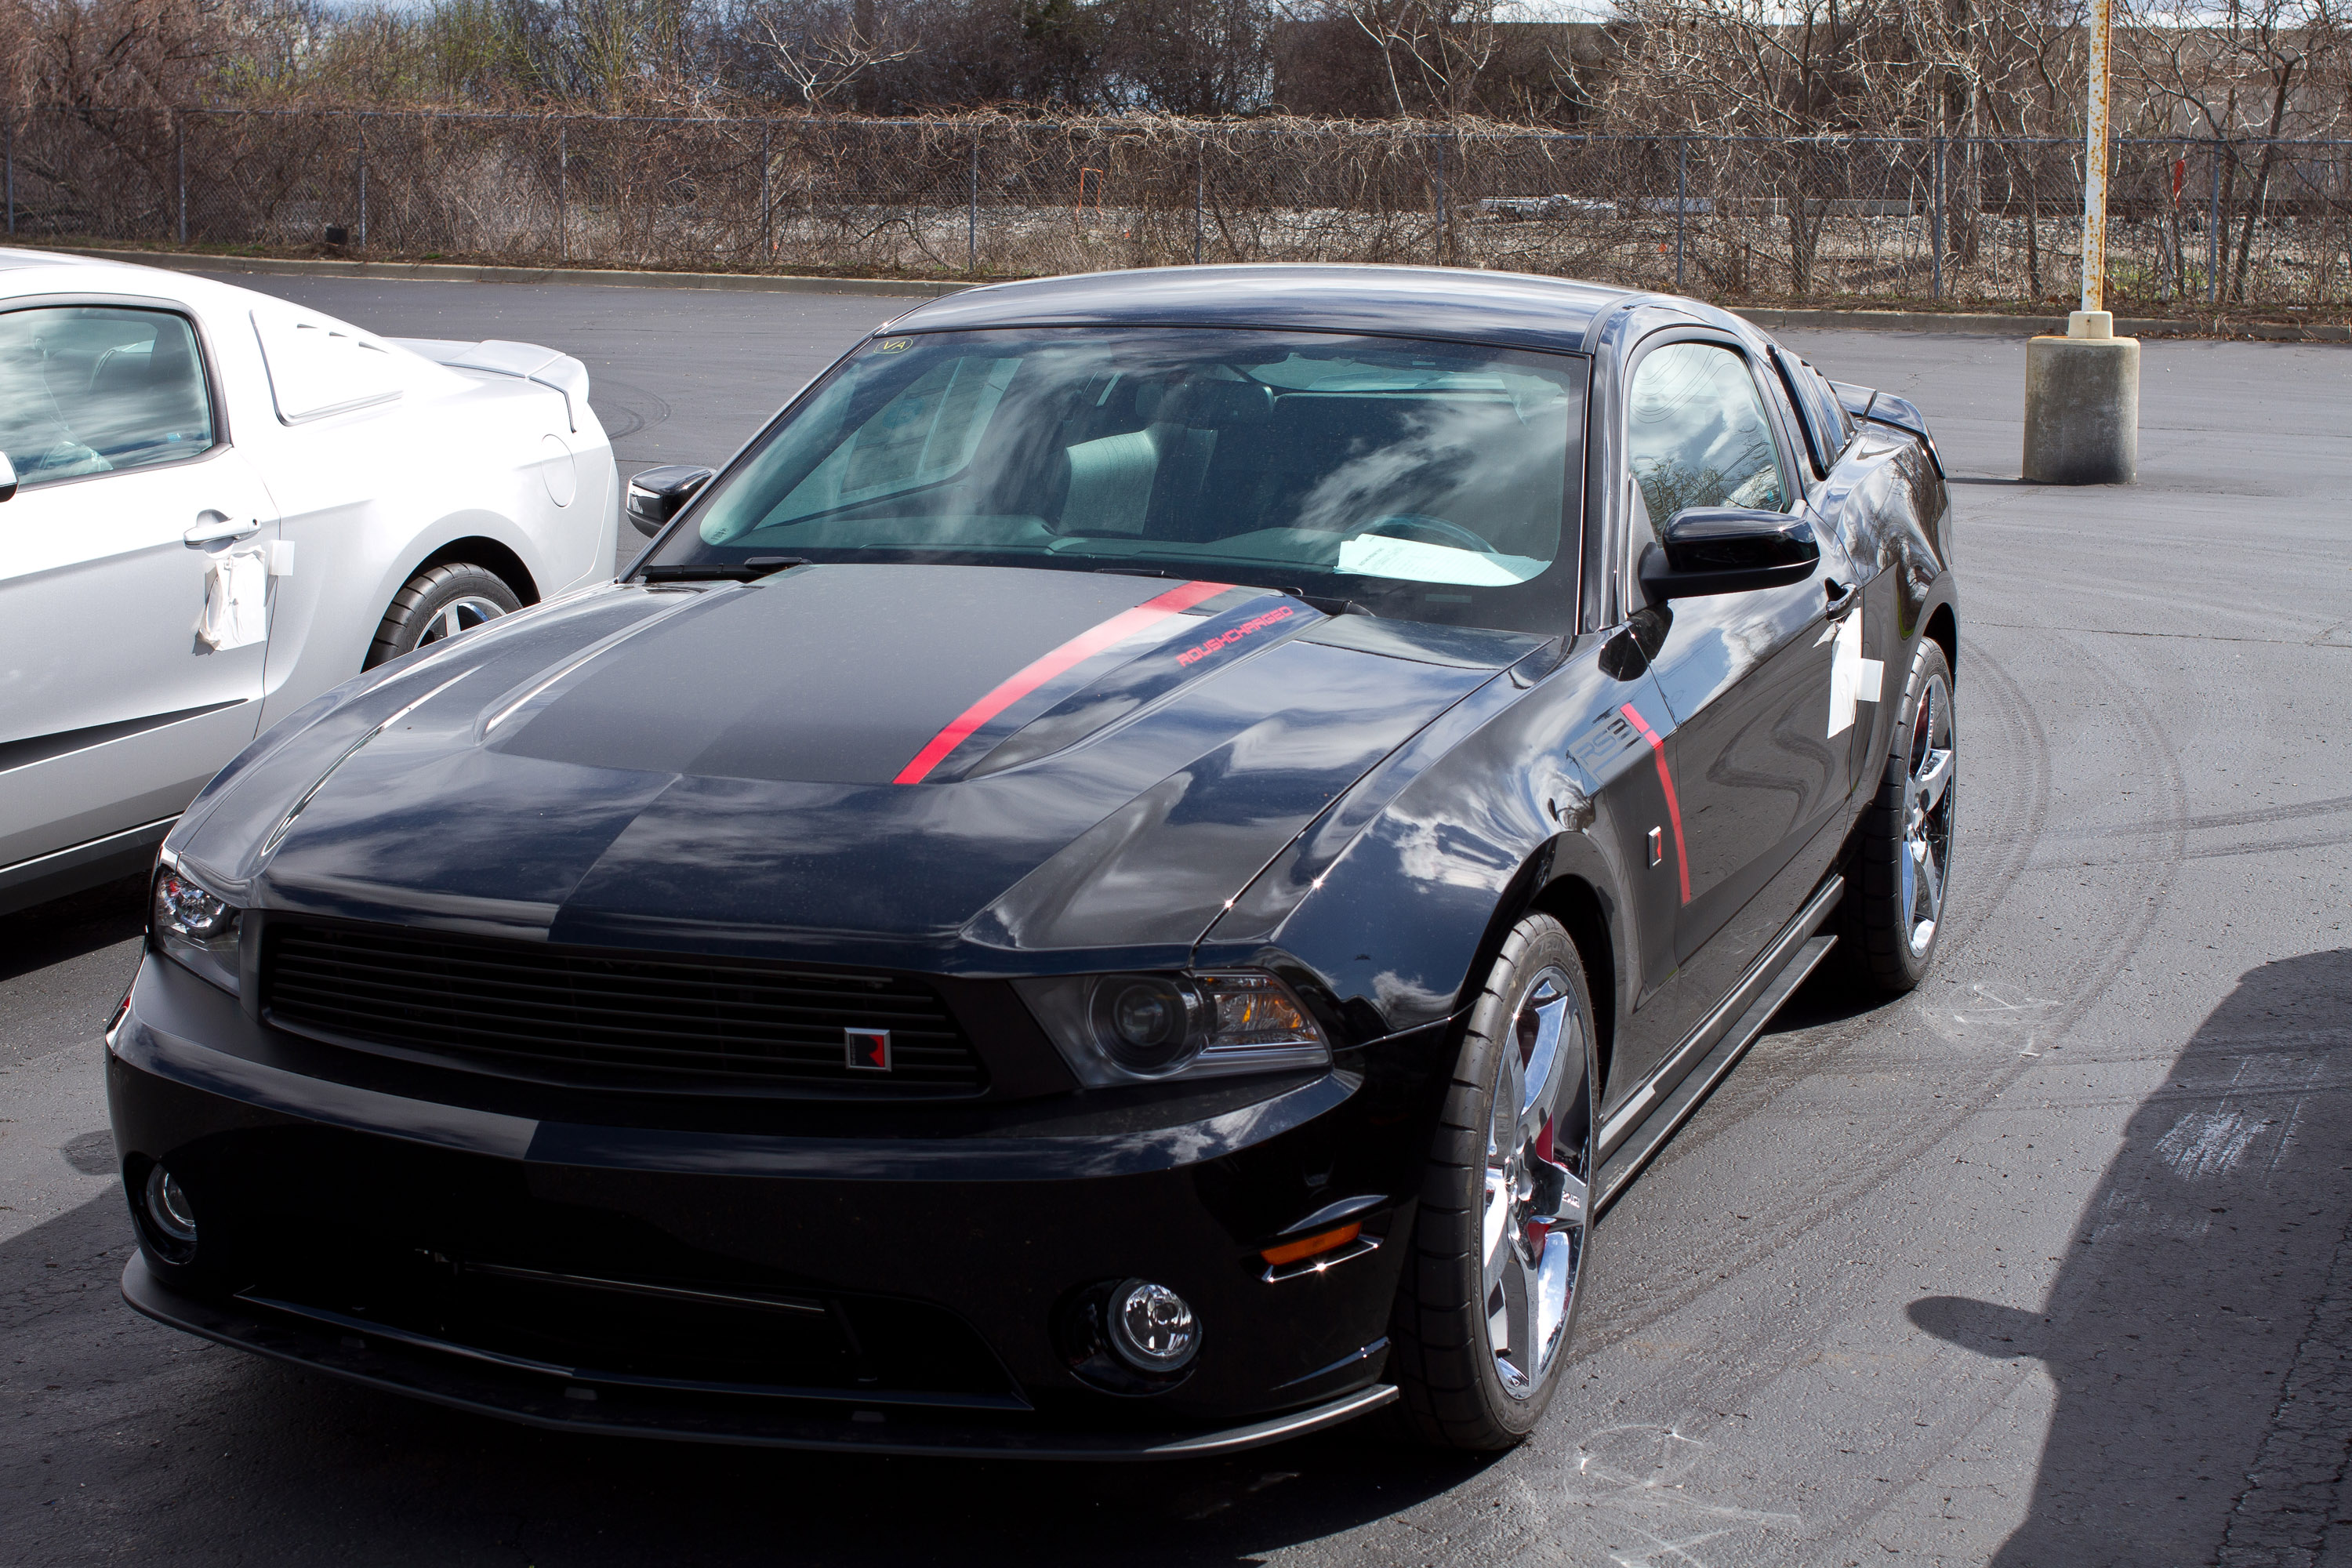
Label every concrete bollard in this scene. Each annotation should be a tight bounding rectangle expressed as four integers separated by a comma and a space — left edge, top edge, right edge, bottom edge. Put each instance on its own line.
2023, 310, 2139, 484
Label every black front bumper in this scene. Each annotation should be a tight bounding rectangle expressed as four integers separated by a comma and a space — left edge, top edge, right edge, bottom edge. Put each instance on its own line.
122, 1254, 1397, 1458
108, 954, 1436, 1457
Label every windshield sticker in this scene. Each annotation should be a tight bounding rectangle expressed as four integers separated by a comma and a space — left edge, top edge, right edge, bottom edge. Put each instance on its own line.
1176, 605, 1296, 667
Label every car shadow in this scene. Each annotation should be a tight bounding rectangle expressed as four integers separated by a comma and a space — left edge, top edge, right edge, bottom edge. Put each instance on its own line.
3, 1190, 1486, 1566
1761, 949, 1889, 1035
0, 872, 147, 989
1909, 948, 2352, 1566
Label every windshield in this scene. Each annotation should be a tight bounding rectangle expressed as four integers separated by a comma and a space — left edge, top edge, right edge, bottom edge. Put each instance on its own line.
644, 328, 1587, 633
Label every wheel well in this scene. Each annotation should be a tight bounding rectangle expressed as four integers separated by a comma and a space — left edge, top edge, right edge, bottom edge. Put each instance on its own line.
414, 537, 539, 605
1926, 602, 1958, 683
1528, 876, 1617, 1102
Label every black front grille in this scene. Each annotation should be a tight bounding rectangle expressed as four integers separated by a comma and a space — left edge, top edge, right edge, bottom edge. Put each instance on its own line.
262, 920, 987, 1096
245, 1248, 1022, 1406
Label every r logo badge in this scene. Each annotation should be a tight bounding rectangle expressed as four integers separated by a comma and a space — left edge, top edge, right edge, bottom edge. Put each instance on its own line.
845, 1028, 892, 1072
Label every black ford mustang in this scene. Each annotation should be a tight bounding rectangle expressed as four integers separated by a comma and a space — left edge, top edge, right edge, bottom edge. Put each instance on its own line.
112, 265, 1957, 1457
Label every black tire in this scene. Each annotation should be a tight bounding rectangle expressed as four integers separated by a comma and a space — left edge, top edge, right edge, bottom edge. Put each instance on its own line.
365, 564, 522, 670
1842, 637, 1956, 994
1388, 913, 1599, 1451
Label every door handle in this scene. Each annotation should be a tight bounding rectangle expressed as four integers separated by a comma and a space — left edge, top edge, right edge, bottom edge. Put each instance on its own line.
1823, 577, 1859, 617
184, 513, 261, 546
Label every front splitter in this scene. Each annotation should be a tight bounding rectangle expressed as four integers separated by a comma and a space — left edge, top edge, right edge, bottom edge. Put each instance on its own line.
122, 1254, 1397, 1460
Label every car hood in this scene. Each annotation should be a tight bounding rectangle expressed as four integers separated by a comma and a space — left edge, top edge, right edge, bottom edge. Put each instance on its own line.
175, 564, 1544, 969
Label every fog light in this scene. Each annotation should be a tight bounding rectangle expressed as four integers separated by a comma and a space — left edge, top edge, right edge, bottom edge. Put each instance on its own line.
1108, 1279, 1198, 1371
143, 1165, 198, 1252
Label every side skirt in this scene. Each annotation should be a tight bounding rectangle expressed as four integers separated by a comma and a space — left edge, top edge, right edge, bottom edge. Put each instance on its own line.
0, 815, 177, 917
1592, 874, 1845, 1215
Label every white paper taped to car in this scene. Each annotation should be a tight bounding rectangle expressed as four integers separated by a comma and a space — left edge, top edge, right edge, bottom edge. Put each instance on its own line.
200, 546, 270, 651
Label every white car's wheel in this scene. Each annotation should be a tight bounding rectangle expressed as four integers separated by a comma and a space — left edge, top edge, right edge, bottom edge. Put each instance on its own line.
365, 564, 521, 669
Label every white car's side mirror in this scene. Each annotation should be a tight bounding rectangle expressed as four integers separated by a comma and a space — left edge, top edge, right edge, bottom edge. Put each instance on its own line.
0, 449, 16, 503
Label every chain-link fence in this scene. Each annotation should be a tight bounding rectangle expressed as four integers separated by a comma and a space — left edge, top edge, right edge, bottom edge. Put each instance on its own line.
6, 107, 2350, 307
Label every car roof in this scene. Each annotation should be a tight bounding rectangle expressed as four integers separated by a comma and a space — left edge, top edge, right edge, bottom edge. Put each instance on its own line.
883, 264, 1648, 358
0, 247, 260, 312
0, 247, 136, 278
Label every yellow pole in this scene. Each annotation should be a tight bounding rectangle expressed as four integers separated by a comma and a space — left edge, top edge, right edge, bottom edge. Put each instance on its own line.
2077, 0, 2112, 329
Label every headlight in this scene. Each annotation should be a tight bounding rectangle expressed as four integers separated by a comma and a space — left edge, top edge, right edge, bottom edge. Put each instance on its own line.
1014, 970, 1329, 1087
151, 859, 242, 995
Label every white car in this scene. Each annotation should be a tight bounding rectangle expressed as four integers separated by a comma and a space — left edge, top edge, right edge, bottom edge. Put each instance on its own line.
0, 251, 618, 915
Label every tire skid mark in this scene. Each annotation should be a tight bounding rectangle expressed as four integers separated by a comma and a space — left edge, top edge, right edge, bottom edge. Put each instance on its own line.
2034, 826, 2352, 870
2064, 788, 2352, 840
1936, 637, 2052, 960
1554, 626, 2190, 1561
1814, 627, 2191, 1557
590, 374, 671, 445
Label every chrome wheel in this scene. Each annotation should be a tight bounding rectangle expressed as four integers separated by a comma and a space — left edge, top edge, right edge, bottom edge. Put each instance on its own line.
1482, 966, 1592, 1399
417, 594, 508, 648
1900, 669, 1955, 957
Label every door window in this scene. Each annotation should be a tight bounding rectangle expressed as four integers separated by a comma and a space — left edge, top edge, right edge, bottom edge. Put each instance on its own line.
0, 307, 216, 489
1624, 343, 1789, 541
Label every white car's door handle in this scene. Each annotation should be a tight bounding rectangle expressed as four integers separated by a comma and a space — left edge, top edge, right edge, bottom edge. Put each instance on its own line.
184, 513, 262, 546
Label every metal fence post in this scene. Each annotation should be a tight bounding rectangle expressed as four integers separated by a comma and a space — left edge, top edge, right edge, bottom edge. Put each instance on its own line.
557, 120, 568, 262
2208, 138, 2223, 303
358, 130, 368, 249
1930, 134, 1944, 300
967, 128, 980, 274
176, 113, 187, 245
1675, 138, 1688, 291
1433, 136, 1446, 265
5, 113, 13, 237
760, 122, 771, 263
1194, 137, 1204, 265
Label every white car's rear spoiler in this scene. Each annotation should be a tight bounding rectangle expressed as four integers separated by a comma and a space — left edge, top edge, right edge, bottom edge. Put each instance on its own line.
391, 338, 592, 433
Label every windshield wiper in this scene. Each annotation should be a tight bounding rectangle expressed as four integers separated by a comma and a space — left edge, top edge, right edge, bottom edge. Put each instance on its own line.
1287, 590, 1374, 618
639, 556, 807, 583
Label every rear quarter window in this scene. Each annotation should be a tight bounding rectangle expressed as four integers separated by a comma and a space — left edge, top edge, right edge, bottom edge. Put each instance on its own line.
251, 304, 405, 423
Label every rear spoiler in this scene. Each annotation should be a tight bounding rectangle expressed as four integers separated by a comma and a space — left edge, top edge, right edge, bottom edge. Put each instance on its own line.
1831, 381, 1944, 477
391, 337, 591, 433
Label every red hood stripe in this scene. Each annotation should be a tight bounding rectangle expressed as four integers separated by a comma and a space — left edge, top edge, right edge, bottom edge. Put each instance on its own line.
892, 580, 1233, 785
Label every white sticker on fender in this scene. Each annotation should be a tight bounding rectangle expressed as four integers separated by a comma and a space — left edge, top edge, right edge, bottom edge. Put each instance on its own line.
1827, 608, 1884, 738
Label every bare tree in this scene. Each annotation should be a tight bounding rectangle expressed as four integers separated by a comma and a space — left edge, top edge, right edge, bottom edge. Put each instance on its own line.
1284, 0, 1512, 118
2126, 0, 2350, 298
750, 0, 917, 106
1101, 0, 1275, 115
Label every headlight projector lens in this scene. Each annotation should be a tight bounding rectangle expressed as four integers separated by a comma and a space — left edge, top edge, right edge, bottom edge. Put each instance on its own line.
1091, 977, 1204, 1076
1108, 1279, 1199, 1371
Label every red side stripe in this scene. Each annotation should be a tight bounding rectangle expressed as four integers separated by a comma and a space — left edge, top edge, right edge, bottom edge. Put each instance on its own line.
1619, 702, 1691, 906
892, 580, 1232, 785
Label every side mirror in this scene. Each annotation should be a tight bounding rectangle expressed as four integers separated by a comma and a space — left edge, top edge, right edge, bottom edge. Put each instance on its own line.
0, 449, 16, 503
625, 465, 714, 537
1639, 508, 1818, 601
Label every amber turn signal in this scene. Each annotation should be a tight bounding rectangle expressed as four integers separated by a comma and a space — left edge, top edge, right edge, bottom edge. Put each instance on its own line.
1259, 1222, 1362, 1269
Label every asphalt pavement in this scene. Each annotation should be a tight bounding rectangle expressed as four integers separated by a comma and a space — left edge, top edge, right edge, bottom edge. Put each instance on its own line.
4, 270, 2350, 1568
